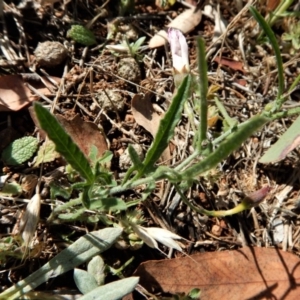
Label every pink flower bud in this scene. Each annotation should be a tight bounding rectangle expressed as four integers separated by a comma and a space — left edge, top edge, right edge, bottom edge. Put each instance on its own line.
168, 28, 190, 73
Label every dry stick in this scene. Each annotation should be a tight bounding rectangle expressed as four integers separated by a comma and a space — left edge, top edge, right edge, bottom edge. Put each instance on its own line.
24, 83, 62, 113
51, 61, 69, 114
101, 111, 139, 143
40, 68, 60, 89
87, 62, 169, 100
205, 231, 242, 246
268, 184, 294, 227
11, 8, 30, 64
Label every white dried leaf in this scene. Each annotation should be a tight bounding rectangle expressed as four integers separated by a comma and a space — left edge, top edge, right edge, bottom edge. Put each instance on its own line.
19, 193, 41, 248
105, 44, 129, 53
132, 224, 184, 253
131, 224, 159, 250
144, 227, 183, 252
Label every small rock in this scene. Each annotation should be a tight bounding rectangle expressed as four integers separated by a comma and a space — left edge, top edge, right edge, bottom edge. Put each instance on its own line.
96, 90, 124, 112
117, 57, 141, 83
34, 41, 68, 67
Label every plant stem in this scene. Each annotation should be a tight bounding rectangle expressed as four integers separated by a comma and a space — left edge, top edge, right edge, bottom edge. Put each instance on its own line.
271, 106, 300, 119
196, 37, 208, 150
266, 0, 294, 28
214, 96, 237, 128
174, 184, 249, 217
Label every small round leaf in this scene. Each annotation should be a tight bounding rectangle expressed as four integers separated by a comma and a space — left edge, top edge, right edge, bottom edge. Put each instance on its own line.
1, 136, 38, 165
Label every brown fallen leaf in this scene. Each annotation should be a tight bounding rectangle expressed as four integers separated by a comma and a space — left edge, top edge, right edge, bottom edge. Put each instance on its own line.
132, 247, 300, 300
131, 94, 170, 164
267, 0, 280, 11
55, 114, 108, 161
0, 75, 59, 111
214, 57, 245, 74
131, 94, 162, 137
149, 8, 202, 48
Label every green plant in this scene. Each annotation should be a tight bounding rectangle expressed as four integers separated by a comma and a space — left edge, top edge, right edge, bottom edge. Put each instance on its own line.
106, 36, 146, 61
1, 136, 38, 165
5, 5, 300, 298
0, 228, 139, 300
264, 0, 294, 29
32, 7, 300, 224
282, 22, 300, 52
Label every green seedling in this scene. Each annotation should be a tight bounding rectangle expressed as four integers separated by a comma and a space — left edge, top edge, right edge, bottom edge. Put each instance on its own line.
282, 22, 300, 53
106, 36, 146, 61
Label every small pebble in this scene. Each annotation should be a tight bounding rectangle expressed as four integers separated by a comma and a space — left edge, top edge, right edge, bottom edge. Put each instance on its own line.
34, 41, 68, 67
117, 57, 141, 83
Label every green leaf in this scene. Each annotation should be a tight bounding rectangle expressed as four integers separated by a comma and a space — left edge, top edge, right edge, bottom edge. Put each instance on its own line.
188, 288, 201, 299
249, 6, 284, 106
88, 145, 98, 164
58, 208, 86, 221
259, 115, 300, 163
128, 144, 143, 170
79, 277, 139, 300
137, 75, 192, 177
181, 114, 271, 180
141, 180, 156, 201
87, 255, 106, 286
49, 181, 71, 200
1, 136, 38, 166
67, 25, 96, 46
33, 140, 60, 168
34, 102, 94, 184
0, 182, 22, 196
82, 185, 92, 208
97, 150, 113, 165
89, 197, 127, 211
0, 227, 122, 299
132, 36, 146, 51
74, 268, 99, 294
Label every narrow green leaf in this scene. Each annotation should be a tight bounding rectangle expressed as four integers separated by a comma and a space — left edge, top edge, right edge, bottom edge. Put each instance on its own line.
128, 144, 143, 170
181, 114, 271, 180
249, 6, 284, 105
0, 227, 122, 299
260, 115, 300, 163
34, 102, 94, 183
88, 145, 98, 163
138, 75, 192, 177
79, 277, 139, 300
74, 268, 98, 295
196, 37, 208, 149
58, 208, 86, 221
82, 185, 92, 208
